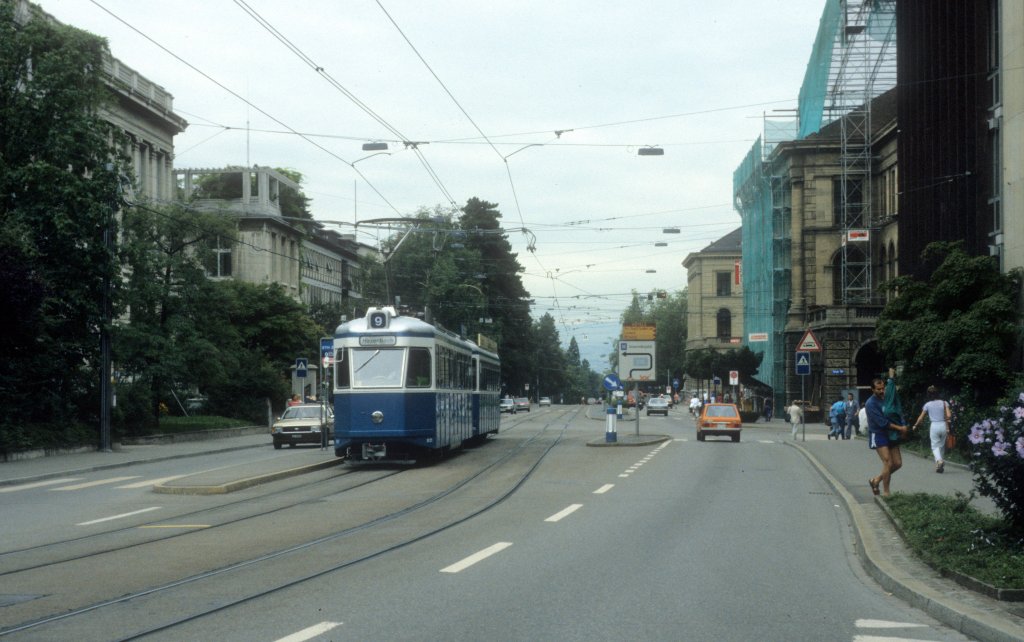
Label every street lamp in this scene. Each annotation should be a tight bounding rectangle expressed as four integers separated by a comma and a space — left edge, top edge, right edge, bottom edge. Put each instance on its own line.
638, 146, 664, 156
362, 142, 389, 151
352, 152, 391, 224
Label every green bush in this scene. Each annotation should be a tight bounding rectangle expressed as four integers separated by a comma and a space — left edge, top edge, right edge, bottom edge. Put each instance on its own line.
966, 387, 1024, 531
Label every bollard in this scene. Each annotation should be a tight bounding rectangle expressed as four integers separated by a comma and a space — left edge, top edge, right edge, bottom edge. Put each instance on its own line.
606, 406, 617, 443
616, 402, 623, 419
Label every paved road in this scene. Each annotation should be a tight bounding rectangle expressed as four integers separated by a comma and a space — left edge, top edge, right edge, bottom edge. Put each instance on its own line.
1, 411, 1022, 641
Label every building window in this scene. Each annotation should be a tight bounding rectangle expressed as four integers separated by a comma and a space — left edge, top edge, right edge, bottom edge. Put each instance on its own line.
205, 238, 232, 278
716, 271, 731, 297
716, 308, 731, 340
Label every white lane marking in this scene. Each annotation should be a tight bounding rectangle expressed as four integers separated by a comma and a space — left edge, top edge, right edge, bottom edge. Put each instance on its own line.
76, 506, 162, 526
852, 637, 928, 641
855, 619, 927, 629
0, 478, 83, 493
275, 622, 343, 642
545, 504, 583, 522
52, 476, 140, 491
758, 440, 774, 444
139, 524, 210, 530
441, 542, 512, 573
117, 475, 187, 489
673, 438, 687, 442
593, 484, 615, 494
618, 473, 630, 478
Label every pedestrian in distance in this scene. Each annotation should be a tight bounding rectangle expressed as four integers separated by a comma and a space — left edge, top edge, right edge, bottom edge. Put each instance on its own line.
912, 385, 952, 473
787, 400, 804, 440
828, 397, 846, 440
844, 392, 860, 439
763, 397, 773, 422
867, 375, 909, 497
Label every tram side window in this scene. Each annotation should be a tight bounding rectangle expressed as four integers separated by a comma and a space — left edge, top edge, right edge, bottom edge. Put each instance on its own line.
406, 348, 431, 388
335, 349, 349, 389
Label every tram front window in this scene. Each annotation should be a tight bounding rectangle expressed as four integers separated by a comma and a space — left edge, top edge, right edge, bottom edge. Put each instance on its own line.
352, 348, 404, 387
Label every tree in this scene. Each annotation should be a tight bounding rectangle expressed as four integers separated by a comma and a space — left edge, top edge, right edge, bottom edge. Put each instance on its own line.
114, 203, 237, 429
0, 5, 130, 447
877, 242, 1021, 405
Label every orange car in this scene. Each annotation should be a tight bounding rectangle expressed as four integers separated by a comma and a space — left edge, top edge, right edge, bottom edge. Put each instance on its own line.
697, 403, 742, 442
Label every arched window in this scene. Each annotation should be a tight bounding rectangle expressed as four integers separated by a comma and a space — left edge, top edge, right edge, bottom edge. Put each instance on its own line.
716, 308, 731, 341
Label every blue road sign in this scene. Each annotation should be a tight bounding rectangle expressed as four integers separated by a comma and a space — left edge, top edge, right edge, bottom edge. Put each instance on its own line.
603, 373, 623, 391
673, 378, 680, 389
796, 351, 811, 376
295, 357, 309, 378
320, 337, 333, 359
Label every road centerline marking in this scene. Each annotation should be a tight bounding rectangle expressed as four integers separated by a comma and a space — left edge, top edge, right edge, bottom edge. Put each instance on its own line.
52, 476, 140, 491
545, 503, 583, 522
0, 478, 83, 493
593, 484, 615, 494
77, 506, 161, 526
441, 542, 512, 573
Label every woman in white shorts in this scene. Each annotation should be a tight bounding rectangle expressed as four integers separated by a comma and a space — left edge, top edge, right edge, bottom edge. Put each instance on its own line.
912, 385, 952, 473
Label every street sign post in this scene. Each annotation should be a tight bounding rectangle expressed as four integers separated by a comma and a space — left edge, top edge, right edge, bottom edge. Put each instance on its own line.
617, 341, 656, 382
795, 350, 811, 441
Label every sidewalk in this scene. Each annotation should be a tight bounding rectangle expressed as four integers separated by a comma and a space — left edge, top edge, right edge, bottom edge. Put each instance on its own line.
764, 421, 1024, 642
2, 421, 1023, 641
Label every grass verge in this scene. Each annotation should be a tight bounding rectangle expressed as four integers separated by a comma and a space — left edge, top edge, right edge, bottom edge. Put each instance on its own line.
151, 416, 251, 434
885, 492, 1024, 590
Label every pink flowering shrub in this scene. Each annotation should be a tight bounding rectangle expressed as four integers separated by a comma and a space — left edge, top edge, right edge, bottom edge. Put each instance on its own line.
968, 390, 1024, 531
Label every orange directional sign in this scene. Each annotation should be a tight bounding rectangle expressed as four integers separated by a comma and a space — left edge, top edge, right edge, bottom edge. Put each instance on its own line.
622, 324, 656, 340
797, 328, 821, 352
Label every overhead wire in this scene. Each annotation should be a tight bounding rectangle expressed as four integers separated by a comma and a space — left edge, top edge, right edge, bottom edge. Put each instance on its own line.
85, 0, 403, 217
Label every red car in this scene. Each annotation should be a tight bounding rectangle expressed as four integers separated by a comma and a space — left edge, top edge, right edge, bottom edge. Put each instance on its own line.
697, 403, 742, 442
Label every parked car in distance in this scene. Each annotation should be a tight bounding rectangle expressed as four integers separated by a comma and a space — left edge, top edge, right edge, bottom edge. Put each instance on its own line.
514, 397, 531, 412
646, 396, 669, 416
500, 398, 516, 414
697, 403, 742, 442
272, 403, 333, 449
538, 396, 551, 407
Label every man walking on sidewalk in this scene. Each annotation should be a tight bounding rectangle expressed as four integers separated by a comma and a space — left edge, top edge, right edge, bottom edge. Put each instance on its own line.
844, 392, 860, 439
867, 377, 909, 496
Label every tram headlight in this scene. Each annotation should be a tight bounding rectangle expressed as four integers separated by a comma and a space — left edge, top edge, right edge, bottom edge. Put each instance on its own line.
371, 411, 384, 424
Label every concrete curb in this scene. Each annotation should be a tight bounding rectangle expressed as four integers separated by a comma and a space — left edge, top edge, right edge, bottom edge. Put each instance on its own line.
585, 434, 671, 447
789, 441, 1024, 642
153, 458, 345, 495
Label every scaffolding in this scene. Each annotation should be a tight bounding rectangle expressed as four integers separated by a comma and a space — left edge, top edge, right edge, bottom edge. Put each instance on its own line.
732, 0, 897, 404
825, 0, 897, 304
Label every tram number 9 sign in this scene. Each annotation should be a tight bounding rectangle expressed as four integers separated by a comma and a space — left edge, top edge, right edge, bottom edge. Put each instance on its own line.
368, 311, 389, 329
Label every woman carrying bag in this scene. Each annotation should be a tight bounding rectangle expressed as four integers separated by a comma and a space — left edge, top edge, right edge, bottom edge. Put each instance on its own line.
913, 385, 952, 473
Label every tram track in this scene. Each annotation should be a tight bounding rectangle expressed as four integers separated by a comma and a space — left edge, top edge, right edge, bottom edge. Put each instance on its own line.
0, 467, 400, 578
0, 414, 574, 640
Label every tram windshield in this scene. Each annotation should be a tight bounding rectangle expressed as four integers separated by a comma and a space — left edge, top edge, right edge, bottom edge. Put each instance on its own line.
351, 348, 404, 387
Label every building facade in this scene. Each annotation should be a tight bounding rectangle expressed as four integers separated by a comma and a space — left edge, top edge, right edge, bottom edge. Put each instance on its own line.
175, 166, 364, 308
682, 228, 744, 352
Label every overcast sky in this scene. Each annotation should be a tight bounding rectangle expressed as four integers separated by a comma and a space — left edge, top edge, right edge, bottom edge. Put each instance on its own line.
37, 0, 826, 369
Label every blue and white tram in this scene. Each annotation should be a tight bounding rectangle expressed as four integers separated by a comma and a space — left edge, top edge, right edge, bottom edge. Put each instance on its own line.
332, 307, 501, 462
